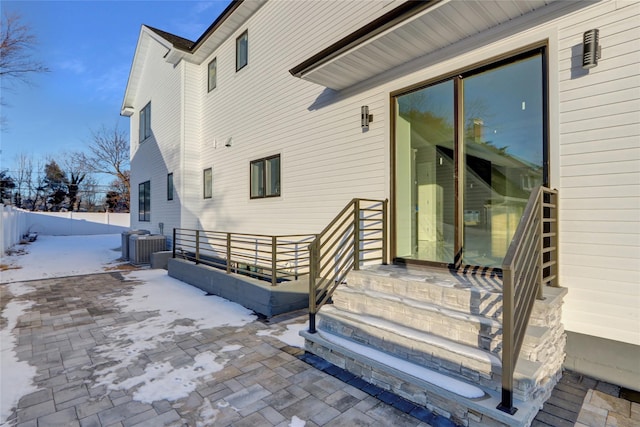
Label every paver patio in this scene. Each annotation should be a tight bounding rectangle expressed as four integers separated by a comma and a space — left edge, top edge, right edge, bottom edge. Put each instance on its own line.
1, 271, 430, 427
1, 269, 635, 427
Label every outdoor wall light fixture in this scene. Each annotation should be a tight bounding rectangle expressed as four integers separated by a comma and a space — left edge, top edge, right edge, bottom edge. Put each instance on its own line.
361, 105, 373, 130
582, 29, 601, 69
225, 137, 232, 147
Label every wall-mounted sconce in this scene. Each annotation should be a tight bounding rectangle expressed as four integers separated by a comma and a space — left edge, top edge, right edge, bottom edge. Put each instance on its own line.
361, 105, 373, 130
582, 29, 601, 69
225, 137, 232, 147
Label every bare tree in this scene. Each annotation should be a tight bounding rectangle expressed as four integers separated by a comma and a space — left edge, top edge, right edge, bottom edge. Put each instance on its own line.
78, 175, 100, 211
77, 125, 130, 212
60, 153, 89, 211
12, 152, 34, 207
1, 13, 49, 128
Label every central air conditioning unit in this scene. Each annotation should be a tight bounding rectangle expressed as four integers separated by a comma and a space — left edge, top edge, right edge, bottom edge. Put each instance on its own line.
129, 234, 167, 265
121, 230, 150, 260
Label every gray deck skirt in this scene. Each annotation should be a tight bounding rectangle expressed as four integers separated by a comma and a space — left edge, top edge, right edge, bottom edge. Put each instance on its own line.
168, 258, 309, 317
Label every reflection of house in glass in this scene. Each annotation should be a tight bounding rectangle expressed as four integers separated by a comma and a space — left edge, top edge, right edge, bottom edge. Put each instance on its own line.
396, 53, 544, 267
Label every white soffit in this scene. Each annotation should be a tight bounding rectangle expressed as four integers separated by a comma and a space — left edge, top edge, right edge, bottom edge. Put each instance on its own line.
294, 0, 563, 91
168, 0, 266, 65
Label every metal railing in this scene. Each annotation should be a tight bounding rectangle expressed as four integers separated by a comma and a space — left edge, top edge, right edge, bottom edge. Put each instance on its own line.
498, 186, 559, 414
308, 198, 388, 333
173, 228, 316, 286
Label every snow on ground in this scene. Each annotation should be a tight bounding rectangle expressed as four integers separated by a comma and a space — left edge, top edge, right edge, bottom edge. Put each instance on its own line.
256, 321, 308, 348
0, 234, 123, 283
0, 299, 38, 423
92, 270, 256, 403
289, 415, 307, 427
0, 235, 314, 425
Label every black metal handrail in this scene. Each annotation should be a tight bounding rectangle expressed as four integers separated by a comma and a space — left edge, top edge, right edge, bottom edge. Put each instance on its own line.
173, 228, 316, 285
498, 186, 559, 414
308, 198, 388, 333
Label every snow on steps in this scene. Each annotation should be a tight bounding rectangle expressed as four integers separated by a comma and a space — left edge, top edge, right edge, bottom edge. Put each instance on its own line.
301, 328, 543, 427
303, 265, 567, 426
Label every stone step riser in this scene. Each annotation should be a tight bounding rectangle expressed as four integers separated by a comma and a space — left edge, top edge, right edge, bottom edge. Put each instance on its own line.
332, 288, 503, 352
302, 330, 549, 427
318, 308, 504, 392
317, 309, 565, 403
346, 270, 504, 320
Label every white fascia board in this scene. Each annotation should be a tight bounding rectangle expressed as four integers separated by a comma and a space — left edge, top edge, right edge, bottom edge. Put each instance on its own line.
120, 26, 173, 115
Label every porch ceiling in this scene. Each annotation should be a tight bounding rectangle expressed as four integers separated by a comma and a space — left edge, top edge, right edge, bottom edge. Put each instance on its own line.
289, 0, 563, 91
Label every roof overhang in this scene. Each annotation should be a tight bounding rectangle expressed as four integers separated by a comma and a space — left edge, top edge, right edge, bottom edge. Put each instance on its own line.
164, 0, 266, 65
290, 0, 573, 91
121, 0, 266, 115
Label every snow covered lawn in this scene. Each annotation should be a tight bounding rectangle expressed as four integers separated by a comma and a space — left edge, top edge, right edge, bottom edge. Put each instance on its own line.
1, 234, 126, 283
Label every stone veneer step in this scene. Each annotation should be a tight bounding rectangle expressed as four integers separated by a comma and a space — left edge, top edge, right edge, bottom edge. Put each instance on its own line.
302, 329, 545, 427
347, 265, 504, 320
317, 304, 549, 399
332, 285, 503, 352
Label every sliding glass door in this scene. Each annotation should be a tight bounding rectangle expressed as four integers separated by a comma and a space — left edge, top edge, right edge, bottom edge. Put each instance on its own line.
394, 50, 546, 268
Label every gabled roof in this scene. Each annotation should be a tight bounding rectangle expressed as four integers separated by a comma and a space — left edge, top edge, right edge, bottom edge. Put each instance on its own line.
145, 26, 194, 52
121, 0, 266, 116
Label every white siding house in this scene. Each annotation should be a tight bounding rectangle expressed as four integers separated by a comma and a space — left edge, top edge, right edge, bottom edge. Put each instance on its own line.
122, 0, 639, 418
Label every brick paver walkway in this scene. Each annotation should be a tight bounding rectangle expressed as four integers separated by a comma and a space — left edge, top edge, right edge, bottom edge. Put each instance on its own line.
1, 271, 430, 427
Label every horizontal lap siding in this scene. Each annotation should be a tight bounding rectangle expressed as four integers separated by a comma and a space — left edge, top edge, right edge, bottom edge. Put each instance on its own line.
557, 1, 640, 345
195, 0, 397, 235
181, 62, 202, 231
130, 40, 183, 235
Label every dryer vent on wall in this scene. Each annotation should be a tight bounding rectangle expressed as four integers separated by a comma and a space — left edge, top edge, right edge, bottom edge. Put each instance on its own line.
129, 234, 167, 265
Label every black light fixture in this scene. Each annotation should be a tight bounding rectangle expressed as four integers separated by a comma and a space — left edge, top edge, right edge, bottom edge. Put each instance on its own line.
582, 29, 601, 69
361, 106, 373, 130
225, 137, 232, 147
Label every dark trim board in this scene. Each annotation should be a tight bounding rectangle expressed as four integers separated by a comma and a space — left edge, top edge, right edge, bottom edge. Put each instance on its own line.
289, 0, 443, 78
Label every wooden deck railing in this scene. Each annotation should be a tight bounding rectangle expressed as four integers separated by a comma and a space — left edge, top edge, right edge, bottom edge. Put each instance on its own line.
498, 186, 559, 414
308, 198, 388, 333
173, 228, 316, 286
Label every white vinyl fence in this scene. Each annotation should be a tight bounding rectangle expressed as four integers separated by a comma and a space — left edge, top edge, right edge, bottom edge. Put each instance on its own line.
1, 205, 131, 254
1, 205, 30, 254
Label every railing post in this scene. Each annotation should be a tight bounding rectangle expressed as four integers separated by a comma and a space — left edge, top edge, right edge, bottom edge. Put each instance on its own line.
226, 233, 231, 274
354, 199, 360, 270
172, 228, 176, 258
538, 188, 545, 300
195, 230, 200, 265
308, 240, 318, 333
551, 190, 559, 287
498, 267, 517, 415
382, 199, 388, 265
272, 236, 278, 286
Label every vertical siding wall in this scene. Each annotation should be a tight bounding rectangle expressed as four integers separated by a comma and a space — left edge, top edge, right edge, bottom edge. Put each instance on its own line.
556, 1, 640, 346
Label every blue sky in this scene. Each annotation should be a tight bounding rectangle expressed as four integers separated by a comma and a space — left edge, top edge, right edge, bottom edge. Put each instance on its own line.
1, 0, 231, 175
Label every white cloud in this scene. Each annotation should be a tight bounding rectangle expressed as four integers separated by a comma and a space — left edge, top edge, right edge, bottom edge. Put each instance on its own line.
57, 59, 87, 74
